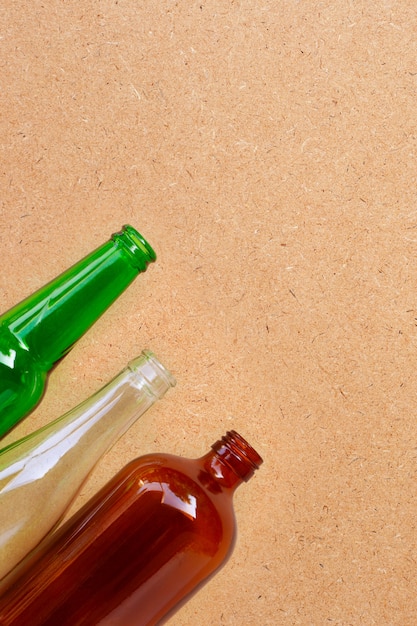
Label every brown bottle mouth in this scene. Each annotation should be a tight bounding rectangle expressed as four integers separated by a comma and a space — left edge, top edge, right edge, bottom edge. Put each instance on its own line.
212, 430, 263, 481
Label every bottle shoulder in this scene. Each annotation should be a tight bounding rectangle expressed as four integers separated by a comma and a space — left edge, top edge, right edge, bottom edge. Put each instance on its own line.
0, 328, 46, 434
0, 326, 44, 377
84, 453, 236, 548
121, 453, 233, 505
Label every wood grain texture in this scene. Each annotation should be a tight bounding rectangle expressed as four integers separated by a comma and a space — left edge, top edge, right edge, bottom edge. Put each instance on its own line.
1, 2, 417, 624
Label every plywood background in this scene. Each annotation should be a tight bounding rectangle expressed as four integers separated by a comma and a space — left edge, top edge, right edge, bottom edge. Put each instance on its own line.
1, 2, 417, 624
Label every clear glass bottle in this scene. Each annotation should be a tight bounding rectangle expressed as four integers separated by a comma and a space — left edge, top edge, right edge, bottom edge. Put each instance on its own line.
0, 430, 262, 626
0, 350, 175, 581
0, 225, 156, 437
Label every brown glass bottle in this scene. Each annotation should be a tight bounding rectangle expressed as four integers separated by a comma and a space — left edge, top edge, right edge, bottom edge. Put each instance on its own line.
0, 430, 263, 626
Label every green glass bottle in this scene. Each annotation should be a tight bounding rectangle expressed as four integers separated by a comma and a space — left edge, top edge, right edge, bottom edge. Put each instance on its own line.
0, 225, 156, 437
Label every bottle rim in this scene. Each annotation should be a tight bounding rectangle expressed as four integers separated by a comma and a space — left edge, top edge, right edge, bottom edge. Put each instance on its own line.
212, 430, 263, 482
128, 350, 176, 398
112, 225, 156, 270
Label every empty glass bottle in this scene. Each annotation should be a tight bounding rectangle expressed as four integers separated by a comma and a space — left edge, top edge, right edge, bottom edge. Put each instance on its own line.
0, 430, 262, 626
0, 350, 175, 581
0, 225, 156, 437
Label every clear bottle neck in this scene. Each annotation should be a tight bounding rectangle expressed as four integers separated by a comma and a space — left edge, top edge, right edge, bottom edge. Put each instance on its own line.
0, 351, 176, 473
127, 351, 175, 399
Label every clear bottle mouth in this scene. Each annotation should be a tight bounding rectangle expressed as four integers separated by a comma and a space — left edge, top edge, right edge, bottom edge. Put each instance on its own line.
112, 225, 157, 271
129, 350, 176, 398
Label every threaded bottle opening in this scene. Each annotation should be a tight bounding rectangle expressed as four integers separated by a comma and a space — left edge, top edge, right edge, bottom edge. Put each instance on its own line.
112, 225, 156, 271
212, 430, 263, 482
128, 350, 176, 398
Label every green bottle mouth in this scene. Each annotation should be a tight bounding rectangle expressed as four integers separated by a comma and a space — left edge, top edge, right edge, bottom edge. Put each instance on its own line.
113, 225, 157, 270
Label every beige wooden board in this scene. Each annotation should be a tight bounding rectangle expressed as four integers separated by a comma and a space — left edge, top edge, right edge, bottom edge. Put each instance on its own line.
1, 2, 417, 624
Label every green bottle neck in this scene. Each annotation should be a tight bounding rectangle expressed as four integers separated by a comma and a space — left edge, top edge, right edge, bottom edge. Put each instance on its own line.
1, 226, 155, 368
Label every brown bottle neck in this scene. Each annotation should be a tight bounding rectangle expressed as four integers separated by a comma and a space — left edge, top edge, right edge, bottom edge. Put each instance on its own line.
200, 431, 263, 491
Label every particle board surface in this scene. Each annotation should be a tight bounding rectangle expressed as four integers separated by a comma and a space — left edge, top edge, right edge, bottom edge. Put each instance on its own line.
1, 2, 417, 624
